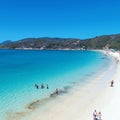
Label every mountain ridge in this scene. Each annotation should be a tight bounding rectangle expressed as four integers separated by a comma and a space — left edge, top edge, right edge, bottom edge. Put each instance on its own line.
0, 34, 120, 50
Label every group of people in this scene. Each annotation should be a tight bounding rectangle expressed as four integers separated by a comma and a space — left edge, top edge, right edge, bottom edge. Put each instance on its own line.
93, 110, 102, 120
35, 83, 59, 95
35, 83, 49, 89
92, 80, 115, 120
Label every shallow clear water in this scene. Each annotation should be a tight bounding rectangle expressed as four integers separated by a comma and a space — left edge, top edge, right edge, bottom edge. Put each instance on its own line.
0, 50, 112, 120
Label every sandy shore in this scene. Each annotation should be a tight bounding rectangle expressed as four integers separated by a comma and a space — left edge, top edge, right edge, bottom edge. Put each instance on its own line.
14, 50, 120, 120
102, 61, 120, 120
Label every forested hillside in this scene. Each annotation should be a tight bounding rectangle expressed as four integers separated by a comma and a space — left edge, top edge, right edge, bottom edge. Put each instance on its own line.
0, 34, 120, 50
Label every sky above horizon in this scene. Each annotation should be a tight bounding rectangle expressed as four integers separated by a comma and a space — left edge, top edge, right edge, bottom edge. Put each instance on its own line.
0, 0, 120, 42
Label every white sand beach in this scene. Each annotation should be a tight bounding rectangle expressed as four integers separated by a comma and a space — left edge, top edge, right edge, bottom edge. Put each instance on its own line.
18, 50, 120, 120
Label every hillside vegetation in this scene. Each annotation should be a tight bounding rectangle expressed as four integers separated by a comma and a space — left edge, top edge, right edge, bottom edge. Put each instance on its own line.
0, 34, 120, 50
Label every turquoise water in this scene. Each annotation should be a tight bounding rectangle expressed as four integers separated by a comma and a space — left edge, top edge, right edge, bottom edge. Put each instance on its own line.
0, 50, 112, 120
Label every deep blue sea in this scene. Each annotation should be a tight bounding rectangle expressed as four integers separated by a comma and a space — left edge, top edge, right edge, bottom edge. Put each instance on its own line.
0, 50, 112, 120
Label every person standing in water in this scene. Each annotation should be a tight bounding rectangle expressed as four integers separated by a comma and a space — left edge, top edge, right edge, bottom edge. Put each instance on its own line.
35, 84, 39, 89
41, 83, 44, 89
47, 84, 49, 89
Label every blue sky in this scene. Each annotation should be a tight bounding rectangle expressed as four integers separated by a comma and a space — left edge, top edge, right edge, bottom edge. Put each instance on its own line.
0, 0, 120, 42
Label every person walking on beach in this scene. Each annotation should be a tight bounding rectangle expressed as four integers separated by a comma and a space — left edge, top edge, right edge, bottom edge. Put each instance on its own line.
98, 112, 102, 120
93, 110, 98, 120
110, 80, 114, 87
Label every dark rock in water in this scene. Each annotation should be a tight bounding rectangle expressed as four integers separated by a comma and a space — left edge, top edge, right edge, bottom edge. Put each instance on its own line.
59, 89, 68, 94
70, 81, 78, 85
27, 98, 49, 110
101, 57, 105, 59
6, 111, 27, 120
50, 93, 57, 97
27, 100, 40, 110
64, 86, 71, 91
86, 74, 91, 76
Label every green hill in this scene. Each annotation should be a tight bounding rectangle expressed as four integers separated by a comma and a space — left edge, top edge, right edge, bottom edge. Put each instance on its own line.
0, 34, 120, 50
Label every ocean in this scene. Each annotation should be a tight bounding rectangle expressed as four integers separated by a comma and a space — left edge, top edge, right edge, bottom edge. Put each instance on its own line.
0, 50, 113, 120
